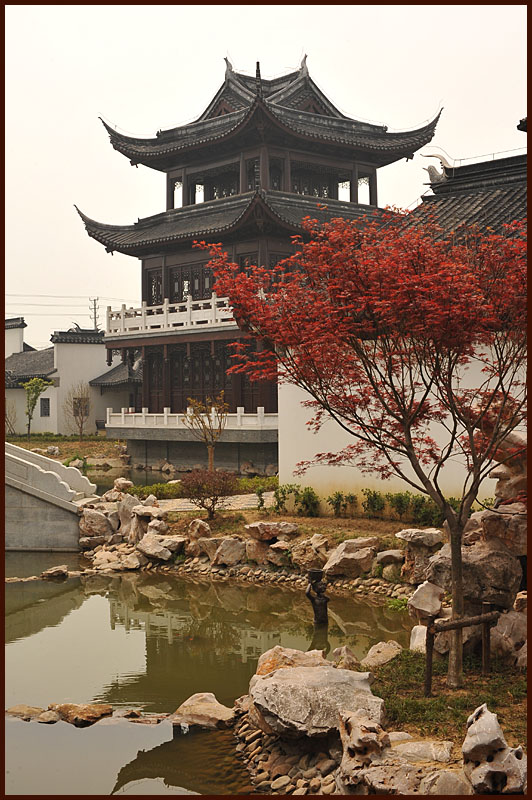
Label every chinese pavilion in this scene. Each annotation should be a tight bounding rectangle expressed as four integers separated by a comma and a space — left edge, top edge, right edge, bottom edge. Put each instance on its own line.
78, 57, 440, 471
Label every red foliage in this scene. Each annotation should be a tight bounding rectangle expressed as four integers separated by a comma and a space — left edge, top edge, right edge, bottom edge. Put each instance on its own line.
195, 212, 527, 517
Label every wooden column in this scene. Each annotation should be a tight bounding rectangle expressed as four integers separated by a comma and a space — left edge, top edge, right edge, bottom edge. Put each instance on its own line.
181, 168, 189, 207
239, 153, 247, 193
283, 151, 291, 192
166, 176, 175, 210
162, 255, 169, 303
369, 170, 378, 207
260, 146, 269, 189
141, 347, 149, 410
350, 165, 359, 203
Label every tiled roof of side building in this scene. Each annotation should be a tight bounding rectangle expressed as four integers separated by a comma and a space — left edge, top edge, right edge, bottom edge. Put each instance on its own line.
5, 317, 27, 329
76, 190, 384, 256
5, 347, 56, 386
415, 185, 527, 233
50, 329, 105, 344
90, 359, 143, 387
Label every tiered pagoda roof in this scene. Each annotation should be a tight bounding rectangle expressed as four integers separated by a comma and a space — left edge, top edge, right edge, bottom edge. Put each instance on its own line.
76, 190, 383, 257
100, 58, 441, 170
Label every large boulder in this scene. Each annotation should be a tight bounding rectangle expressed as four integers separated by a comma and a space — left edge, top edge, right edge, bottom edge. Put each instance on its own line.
198, 536, 225, 561
490, 609, 527, 663
376, 549, 404, 566
480, 505, 527, 556
245, 521, 298, 541
188, 519, 211, 539
169, 692, 235, 730
426, 539, 522, 610
255, 645, 331, 676
249, 665, 384, 737
407, 581, 444, 623
212, 538, 245, 566
79, 509, 113, 538
462, 704, 527, 794
245, 539, 272, 565
419, 770, 473, 794
266, 541, 292, 566
117, 493, 138, 540
290, 538, 328, 571
409, 625, 427, 653
136, 533, 173, 561
395, 528, 444, 585
324, 540, 376, 578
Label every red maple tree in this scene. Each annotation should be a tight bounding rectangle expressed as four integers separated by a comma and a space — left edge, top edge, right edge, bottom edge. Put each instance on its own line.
198, 210, 527, 687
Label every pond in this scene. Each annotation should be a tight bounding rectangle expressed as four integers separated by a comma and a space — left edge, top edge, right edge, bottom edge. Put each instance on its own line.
88, 467, 170, 497
5, 552, 413, 795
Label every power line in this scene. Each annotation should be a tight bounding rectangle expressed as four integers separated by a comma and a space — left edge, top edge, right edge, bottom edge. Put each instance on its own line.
6, 294, 139, 302
6, 303, 89, 308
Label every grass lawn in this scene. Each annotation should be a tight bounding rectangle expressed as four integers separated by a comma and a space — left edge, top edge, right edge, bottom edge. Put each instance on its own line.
374, 650, 527, 752
6, 434, 125, 461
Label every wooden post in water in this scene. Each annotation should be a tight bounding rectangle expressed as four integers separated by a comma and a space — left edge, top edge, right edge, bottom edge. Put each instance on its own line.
481, 601, 491, 675
424, 616, 436, 697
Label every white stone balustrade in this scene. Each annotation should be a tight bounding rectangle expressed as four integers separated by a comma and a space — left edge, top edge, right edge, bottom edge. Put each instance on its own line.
105, 293, 236, 337
106, 406, 278, 430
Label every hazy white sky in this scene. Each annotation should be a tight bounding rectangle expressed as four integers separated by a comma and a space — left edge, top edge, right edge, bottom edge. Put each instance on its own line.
6, 4, 527, 348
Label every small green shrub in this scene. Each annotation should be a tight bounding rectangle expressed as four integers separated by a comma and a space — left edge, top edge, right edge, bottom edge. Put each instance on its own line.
179, 469, 239, 519
237, 476, 278, 493
372, 562, 384, 578
295, 486, 320, 517
273, 483, 301, 513
387, 597, 408, 611
256, 486, 265, 512
386, 491, 412, 520
63, 454, 88, 468
362, 489, 385, 518
327, 491, 345, 517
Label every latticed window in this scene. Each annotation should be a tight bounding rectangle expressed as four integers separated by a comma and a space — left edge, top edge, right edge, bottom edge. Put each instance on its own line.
40, 397, 50, 417
247, 159, 260, 191
210, 173, 238, 199
292, 168, 333, 199
146, 269, 163, 306
270, 164, 282, 191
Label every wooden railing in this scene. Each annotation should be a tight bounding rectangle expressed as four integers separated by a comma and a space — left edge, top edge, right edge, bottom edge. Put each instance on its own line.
105, 293, 236, 337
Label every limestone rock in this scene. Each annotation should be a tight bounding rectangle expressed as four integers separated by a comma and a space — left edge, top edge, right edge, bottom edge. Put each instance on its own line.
395, 528, 444, 584
249, 665, 384, 737
114, 477, 134, 492
79, 536, 107, 550
360, 640, 402, 669
407, 581, 444, 623
197, 536, 224, 561
136, 533, 172, 561
255, 645, 331, 676
462, 703, 507, 761
339, 711, 390, 770
132, 504, 166, 520
47, 445, 60, 456
382, 563, 403, 583
48, 702, 113, 727
69, 458, 84, 469
490, 609, 527, 663
117, 493, 138, 540
79, 509, 113, 538
481, 505, 527, 556
516, 640, 527, 669
41, 564, 69, 580
245, 539, 272, 565
376, 549, 404, 565
394, 740, 453, 763
419, 769, 473, 794
188, 519, 211, 539
157, 535, 186, 554
147, 518, 169, 534
36, 710, 61, 724
245, 521, 298, 541
323, 541, 376, 578
514, 590, 527, 613
349, 536, 380, 550
6, 704, 45, 721
142, 494, 158, 506
426, 539, 522, 609
462, 705, 526, 794
409, 625, 427, 653
169, 692, 234, 730
121, 552, 142, 570
291, 538, 327, 570
212, 538, 245, 566
266, 541, 292, 566
331, 645, 360, 671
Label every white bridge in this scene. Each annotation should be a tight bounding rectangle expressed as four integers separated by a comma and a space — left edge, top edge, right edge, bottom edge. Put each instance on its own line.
5, 443, 98, 551
105, 293, 236, 338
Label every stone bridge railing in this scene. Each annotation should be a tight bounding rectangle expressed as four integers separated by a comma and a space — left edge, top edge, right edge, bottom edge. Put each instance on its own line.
105, 294, 237, 338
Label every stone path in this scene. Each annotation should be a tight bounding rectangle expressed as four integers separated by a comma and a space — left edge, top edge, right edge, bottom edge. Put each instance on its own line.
158, 491, 275, 513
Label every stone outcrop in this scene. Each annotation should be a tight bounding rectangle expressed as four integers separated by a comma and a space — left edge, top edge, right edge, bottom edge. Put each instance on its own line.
212, 537, 246, 566
323, 540, 376, 578
79, 509, 114, 538
266, 541, 292, 566
48, 702, 113, 727
249, 665, 384, 737
116, 493, 138, 540
462, 703, 527, 794
136, 533, 173, 561
198, 536, 226, 561
290, 538, 328, 570
480, 504, 527, 556
426, 538, 522, 610
245, 539, 271, 565
169, 692, 235, 730
395, 528, 444, 584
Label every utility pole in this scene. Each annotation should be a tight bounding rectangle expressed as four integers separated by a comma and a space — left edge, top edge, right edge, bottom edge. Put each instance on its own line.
89, 297, 99, 330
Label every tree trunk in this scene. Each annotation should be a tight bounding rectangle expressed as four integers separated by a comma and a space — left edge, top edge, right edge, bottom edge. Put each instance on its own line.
447, 526, 464, 688
207, 445, 214, 472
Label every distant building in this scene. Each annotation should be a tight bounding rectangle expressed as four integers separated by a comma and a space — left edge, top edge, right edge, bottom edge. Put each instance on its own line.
78, 57, 439, 471
5, 320, 131, 435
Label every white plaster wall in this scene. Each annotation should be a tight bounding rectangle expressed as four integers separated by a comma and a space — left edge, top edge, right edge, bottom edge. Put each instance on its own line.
277, 354, 515, 502
5, 386, 58, 435
5, 327, 24, 358
54, 342, 120, 435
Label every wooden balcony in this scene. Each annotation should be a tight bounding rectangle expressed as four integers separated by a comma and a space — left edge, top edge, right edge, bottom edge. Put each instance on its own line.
105, 294, 237, 339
